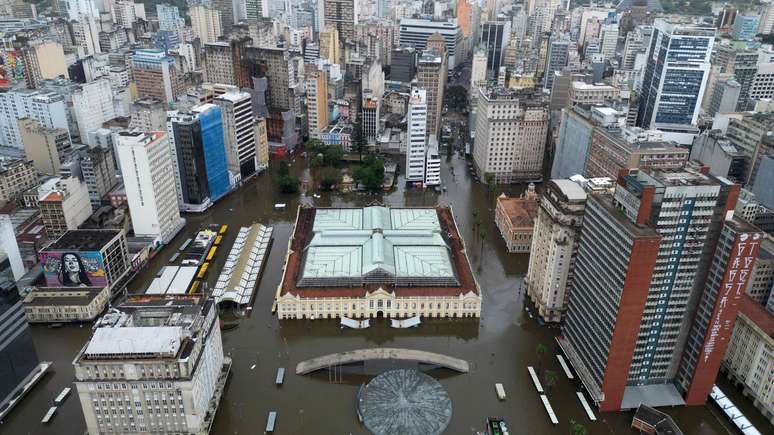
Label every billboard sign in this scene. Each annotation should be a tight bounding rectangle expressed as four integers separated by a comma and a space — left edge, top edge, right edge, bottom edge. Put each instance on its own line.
40, 251, 108, 288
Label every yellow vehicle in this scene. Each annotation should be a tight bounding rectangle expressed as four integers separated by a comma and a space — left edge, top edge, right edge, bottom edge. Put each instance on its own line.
219, 224, 228, 235
206, 246, 217, 261
197, 263, 209, 279
189, 280, 200, 294
214, 235, 223, 245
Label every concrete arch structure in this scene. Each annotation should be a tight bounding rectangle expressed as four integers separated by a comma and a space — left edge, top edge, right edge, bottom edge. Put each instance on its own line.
295, 348, 470, 374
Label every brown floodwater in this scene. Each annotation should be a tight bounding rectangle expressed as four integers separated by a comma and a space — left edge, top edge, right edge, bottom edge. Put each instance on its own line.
1, 155, 771, 435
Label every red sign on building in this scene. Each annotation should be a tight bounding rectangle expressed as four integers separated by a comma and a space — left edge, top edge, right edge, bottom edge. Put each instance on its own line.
684, 229, 763, 404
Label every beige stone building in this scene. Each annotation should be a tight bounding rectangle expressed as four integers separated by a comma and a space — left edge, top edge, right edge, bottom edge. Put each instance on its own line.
722, 296, 774, 425
24, 286, 110, 323
494, 186, 539, 253
188, 5, 222, 44
39, 177, 93, 238
568, 81, 620, 106
526, 180, 588, 323
473, 87, 549, 183
417, 48, 447, 139
23, 40, 69, 88
305, 65, 329, 139
18, 117, 72, 176
0, 158, 38, 206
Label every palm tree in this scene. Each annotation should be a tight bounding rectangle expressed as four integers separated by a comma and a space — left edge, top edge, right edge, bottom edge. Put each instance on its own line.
536, 343, 548, 372
544, 370, 559, 392
569, 419, 587, 435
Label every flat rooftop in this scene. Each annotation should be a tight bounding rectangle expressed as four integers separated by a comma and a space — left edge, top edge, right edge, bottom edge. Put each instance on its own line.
44, 229, 121, 251
281, 206, 478, 298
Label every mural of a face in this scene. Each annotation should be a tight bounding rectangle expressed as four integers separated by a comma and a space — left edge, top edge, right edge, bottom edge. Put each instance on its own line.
63, 254, 81, 273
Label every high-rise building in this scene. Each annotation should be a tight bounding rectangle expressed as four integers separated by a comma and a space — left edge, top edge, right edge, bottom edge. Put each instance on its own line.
18, 117, 71, 176
305, 64, 329, 140
707, 77, 741, 117
188, 5, 222, 44
417, 50, 446, 139
156, 3, 183, 32
39, 176, 93, 238
750, 63, 774, 103
0, 89, 69, 149
0, 253, 46, 421
71, 78, 117, 144
526, 180, 588, 322
77, 145, 117, 210
390, 47, 417, 82
405, 87, 428, 185
245, 0, 269, 21
470, 47, 488, 89
552, 106, 594, 179
214, 91, 258, 181
480, 20, 511, 77
213, 0, 234, 34
473, 87, 549, 183
62, 0, 99, 20
599, 22, 619, 60
0, 159, 37, 206
116, 132, 185, 244
73, 295, 229, 435
203, 37, 250, 88
319, 26, 341, 64
130, 49, 182, 104
19, 41, 69, 88
712, 44, 760, 112
543, 38, 570, 90
399, 18, 463, 69
637, 20, 715, 131
732, 15, 760, 41
425, 135, 441, 187
167, 104, 231, 212
321, 0, 357, 41
561, 167, 741, 411
676, 220, 763, 404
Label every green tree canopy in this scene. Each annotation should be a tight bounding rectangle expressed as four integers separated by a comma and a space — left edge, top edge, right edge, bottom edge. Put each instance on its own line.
352, 156, 385, 191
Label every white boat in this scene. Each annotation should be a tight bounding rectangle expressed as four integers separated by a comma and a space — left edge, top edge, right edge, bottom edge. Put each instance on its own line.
54, 387, 71, 405
495, 383, 506, 400
41, 407, 57, 424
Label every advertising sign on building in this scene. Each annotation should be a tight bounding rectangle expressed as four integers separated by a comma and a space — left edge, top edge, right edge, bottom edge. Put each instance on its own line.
40, 251, 108, 288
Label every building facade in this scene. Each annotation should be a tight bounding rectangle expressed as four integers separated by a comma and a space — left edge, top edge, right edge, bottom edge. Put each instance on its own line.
18, 117, 71, 176
116, 132, 185, 244
39, 177, 93, 238
214, 91, 258, 182
473, 87, 549, 183
526, 180, 587, 323
405, 87, 428, 185
276, 206, 481, 320
73, 295, 229, 435
494, 188, 539, 254
636, 20, 714, 132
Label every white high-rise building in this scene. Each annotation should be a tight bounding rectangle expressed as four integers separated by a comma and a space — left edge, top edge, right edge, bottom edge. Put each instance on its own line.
116, 132, 185, 244
156, 3, 183, 31
72, 78, 117, 144
73, 296, 229, 435
470, 47, 488, 90
600, 23, 619, 61
188, 5, 222, 44
0, 90, 69, 149
71, 14, 101, 57
214, 91, 257, 184
425, 135, 441, 186
405, 87, 428, 185
63, 0, 99, 20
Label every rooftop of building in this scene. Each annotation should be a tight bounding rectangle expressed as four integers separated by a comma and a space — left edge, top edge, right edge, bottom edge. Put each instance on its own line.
632, 404, 683, 435
44, 229, 121, 252
550, 179, 588, 202
738, 295, 774, 337
497, 193, 539, 229
592, 194, 663, 238
79, 295, 213, 362
280, 206, 478, 298
24, 287, 105, 307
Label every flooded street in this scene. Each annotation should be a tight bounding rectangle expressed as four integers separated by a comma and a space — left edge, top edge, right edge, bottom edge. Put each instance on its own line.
1, 154, 769, 435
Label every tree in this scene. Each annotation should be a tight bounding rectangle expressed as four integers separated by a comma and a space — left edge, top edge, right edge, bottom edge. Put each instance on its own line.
317, 166, 340, 190
323, 145, 345, 165
536, 343, 548, 372
484, 172, 497, 205
445, 85, 469, 110
276, 161, 300, 194
352, 156, 385, 191
351, 119, 366, 162
544, 370, 559, 392
569, 419, 587, 435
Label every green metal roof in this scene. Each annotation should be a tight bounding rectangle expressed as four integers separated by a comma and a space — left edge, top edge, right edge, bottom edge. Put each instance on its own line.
299, 207, 456, 286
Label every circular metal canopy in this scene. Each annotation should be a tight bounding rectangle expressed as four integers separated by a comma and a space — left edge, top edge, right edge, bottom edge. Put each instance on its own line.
357, 369, 452, 435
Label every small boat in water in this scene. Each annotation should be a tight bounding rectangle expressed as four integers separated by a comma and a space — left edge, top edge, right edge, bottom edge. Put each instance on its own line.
486, 417, 510, 435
